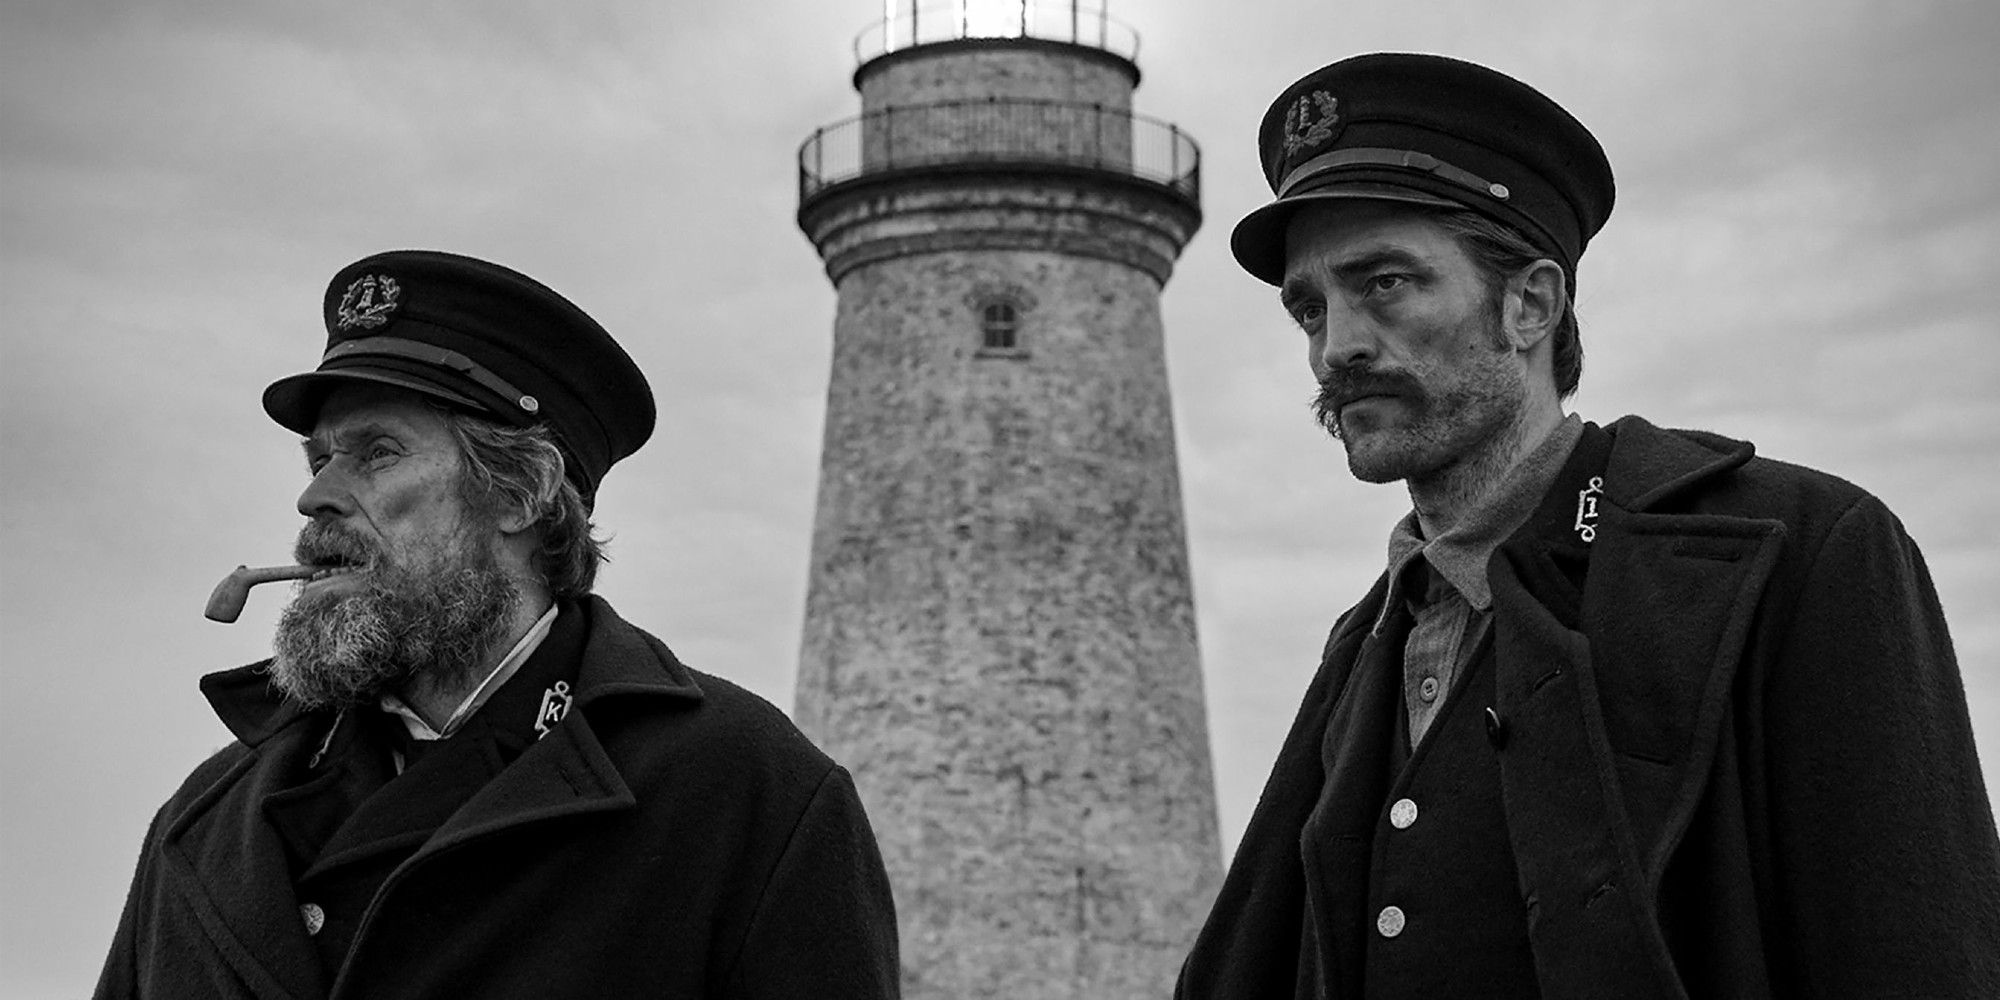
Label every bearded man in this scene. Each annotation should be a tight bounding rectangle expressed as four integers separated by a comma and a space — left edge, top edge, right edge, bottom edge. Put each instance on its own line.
1177, 54, 2000, 999
97, 251, 900, 999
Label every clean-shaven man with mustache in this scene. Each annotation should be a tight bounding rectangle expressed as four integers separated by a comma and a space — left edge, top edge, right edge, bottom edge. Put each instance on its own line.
1177, 53, 2000, 1000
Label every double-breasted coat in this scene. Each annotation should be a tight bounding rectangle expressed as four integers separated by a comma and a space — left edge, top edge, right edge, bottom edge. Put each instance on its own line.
1178, 416, 2000, 999
96, 596, 900, 999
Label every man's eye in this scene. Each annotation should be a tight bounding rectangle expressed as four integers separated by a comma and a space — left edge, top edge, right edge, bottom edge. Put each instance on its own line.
1292, 303, 1325, 330
1367, 274, 1407, 294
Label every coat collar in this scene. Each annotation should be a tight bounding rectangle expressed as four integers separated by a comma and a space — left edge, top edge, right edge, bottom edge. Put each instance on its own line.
1484, 416, 1783, 999
201, 666, 309, 749
199, 595, 704, 750
168, 596, 702, 1000
1598, 414, 1756, 513
1325, 414, 1753, 650
413, 594, 706, 856
569, 594, 705, 709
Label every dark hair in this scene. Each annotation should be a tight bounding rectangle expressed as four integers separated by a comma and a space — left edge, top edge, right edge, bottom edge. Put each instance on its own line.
439, 409, 606, 597
1429, 209, 1584, 398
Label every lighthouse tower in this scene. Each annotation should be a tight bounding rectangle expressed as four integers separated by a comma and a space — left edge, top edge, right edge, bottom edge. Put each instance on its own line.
793, 3, 1220, 996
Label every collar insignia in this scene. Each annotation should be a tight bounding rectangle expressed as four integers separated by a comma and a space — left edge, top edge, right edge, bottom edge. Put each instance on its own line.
1281, 90, 1341, 157
533, 680, 572, 740
335, 273, 400, 330
1574, 476, 1605, 543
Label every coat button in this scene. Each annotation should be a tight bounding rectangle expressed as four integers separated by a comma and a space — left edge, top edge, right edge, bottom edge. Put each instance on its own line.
1389, 798, 1419, 829
1484, 707, 1507, 748
1377, 905, 1406, 938
1418, 676, 1441, 702
300, 902, 325, 936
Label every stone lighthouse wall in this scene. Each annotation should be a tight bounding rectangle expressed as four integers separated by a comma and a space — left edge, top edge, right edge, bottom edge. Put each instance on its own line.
795, 33, 1221, 1000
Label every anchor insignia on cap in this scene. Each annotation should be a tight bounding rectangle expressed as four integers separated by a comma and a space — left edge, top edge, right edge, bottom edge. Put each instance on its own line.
534, 680, 572, 740
1574, 476, 1605, 543
335, 274, 400, 330
1281, 91, 1341, 156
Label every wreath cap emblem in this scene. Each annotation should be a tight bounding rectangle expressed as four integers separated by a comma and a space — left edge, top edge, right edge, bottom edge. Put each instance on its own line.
1281, 90, 1342, 158
336, 273, 401, 330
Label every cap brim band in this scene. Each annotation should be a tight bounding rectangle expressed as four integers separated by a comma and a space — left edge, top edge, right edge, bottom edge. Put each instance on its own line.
1229, 184, 1465, 286
262, 368, 488, 437
324, 336, 536, 419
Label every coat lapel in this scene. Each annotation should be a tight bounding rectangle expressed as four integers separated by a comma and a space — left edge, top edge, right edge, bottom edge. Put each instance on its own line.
1589, 416, 1784, 878
427, 598, 698, 846
1578, 510, 1783, 875
151, 598, 708, 1000
156, 700, 333, 1000
304, 733, 508, 877
1489, 417, 1783, 1000
1177, 584, 1384, 1000
415, 711, 637, 861
1299, 607, 1408, 998
355, 597, 702, 869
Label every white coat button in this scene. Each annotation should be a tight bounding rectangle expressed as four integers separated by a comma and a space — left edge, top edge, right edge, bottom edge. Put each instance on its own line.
1389, 798, 1419, 829
1377, 905, 1406, 938
1418, 676, 1441, 702
300, 902, 325, 936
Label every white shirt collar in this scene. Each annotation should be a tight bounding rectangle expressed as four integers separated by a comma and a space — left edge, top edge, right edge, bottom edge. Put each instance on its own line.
379, 602, 560, 741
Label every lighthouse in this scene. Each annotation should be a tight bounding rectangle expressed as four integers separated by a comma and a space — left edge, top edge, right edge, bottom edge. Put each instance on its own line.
792, 3, 1220, 996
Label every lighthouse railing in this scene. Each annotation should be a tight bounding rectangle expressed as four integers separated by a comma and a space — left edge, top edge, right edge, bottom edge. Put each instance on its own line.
799, 97, 1199, 205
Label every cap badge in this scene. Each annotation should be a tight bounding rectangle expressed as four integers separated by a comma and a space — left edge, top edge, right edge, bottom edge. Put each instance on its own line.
335, 274, 401, 331
1281, 91, 1342, 156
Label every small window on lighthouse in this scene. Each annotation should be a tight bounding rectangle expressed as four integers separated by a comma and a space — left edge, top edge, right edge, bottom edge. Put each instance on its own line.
968, 287, 1033, 359
980, 301, 1019, 350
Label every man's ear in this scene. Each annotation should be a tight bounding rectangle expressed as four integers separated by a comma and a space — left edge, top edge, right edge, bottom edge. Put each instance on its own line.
1502, 259, 1567, 352
493, 503, 538, 536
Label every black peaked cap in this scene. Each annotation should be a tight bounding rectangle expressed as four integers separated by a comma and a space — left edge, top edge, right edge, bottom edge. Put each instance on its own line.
263, 250, 655, 500
1232, 52, 1615, 285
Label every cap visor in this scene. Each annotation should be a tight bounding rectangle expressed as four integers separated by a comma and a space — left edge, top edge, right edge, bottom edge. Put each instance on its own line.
1230, 183, 1466, 286
262, 367, 487, 436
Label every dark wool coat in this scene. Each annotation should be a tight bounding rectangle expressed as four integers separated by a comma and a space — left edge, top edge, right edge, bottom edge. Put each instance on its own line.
1178, 416, 2000, 1000
96, 596, 900, 1000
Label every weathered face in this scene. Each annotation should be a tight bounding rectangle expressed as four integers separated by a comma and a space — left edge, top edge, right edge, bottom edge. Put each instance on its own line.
269, 383, 518, 708
1280, 200, 1528, 484
292, 384, 478, 592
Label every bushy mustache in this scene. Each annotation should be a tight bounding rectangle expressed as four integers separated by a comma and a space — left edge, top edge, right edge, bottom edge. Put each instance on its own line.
1311, 366, 1422, 436
269, 534, 520, 710
293, 520, 380, 569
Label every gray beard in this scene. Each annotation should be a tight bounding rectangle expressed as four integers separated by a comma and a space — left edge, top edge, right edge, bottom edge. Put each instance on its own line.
268, 555, 522, 711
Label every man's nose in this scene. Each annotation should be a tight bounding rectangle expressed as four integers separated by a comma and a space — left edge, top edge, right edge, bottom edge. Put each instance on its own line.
1316, 308, 1378, 372
297, 462, 355, 519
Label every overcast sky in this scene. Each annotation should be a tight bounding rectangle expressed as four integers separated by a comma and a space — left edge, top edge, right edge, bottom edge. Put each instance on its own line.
4, 1, 1997, 995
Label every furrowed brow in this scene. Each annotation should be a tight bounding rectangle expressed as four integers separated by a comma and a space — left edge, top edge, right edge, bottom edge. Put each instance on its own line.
1329, 247, 1428, 283
302, 422, 402, 456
